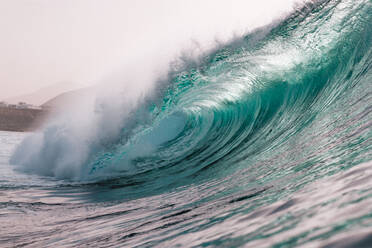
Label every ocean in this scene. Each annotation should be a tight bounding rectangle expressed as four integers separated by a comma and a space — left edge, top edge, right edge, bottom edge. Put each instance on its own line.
1, 0, 372, 247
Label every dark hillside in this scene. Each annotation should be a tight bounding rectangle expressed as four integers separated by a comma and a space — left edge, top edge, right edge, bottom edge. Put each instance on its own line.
0, 107, 49, 132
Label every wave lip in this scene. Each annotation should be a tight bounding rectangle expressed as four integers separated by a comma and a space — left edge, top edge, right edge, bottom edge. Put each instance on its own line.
11, 0, 372, 188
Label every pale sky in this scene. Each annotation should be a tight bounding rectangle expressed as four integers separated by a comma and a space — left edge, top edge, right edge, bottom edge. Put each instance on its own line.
0, 0, 299, 100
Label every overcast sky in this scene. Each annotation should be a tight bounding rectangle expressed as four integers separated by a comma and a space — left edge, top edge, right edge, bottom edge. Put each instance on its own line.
0, 0, 299, 100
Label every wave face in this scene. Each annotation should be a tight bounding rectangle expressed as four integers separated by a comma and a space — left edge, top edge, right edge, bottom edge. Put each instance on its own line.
12, 0, 372, 185
4, 0, 372, 247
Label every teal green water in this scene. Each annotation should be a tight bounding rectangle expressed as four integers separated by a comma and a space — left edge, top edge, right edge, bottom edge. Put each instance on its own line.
2, 0, 372, 247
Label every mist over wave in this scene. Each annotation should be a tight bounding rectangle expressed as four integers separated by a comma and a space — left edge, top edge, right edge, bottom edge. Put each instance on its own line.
10, 65, 159, 179
8, 2, 297, 181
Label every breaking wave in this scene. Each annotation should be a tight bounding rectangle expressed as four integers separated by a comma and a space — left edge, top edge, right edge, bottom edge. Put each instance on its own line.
11, 0, 372, 194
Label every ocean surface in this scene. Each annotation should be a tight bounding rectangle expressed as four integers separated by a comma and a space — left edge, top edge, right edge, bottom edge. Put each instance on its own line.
1, 0, 372, 247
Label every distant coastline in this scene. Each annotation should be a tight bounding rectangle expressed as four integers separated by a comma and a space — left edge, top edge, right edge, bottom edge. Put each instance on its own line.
0, 87, 91, 132
0, 105, 49, 132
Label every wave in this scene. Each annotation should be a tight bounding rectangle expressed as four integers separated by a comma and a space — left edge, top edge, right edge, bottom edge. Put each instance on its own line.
11, 0, 372, 192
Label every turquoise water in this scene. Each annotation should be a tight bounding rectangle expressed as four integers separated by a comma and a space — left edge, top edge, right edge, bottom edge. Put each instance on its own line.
2, 0, 372, 247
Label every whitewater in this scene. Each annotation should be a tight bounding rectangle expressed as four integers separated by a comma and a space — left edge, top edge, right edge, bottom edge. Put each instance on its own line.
1, 0, 372, 247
